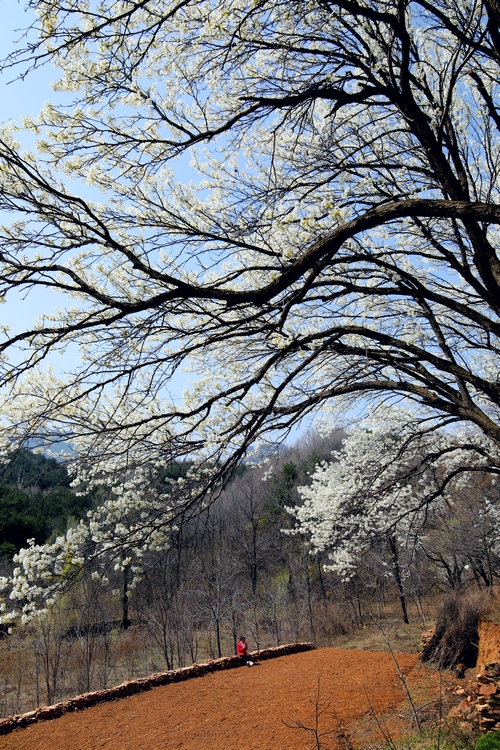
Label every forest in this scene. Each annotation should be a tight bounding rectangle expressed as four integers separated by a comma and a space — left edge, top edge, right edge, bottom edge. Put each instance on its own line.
0, 450, 94, 559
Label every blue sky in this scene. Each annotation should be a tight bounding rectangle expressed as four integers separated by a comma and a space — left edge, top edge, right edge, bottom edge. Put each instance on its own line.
0, 2, 71, 351
0, 1, 53, 127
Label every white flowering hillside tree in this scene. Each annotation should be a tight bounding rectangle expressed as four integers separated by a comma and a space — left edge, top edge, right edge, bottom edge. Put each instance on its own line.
1, 0, 500, 619
289, 409, 500, 622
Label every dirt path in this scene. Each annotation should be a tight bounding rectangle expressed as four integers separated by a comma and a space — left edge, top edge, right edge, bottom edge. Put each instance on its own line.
0, 649, 438, 750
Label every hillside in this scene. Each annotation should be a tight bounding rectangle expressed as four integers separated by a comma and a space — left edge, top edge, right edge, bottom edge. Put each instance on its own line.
0, 450, 94, 557
0, 647, 452, 750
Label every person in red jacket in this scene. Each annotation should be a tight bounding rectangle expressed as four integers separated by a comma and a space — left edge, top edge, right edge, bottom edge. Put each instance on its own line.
237, 636, 253, 666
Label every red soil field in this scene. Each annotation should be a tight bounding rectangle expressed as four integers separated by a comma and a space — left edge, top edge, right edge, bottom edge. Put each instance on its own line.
0, 648, 444, 750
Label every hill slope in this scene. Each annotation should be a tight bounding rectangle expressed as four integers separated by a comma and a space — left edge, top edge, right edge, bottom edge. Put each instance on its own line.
1, 648, 442, 750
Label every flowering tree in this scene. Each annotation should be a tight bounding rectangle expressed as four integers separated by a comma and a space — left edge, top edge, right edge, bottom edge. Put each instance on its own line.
288, 408, 500, 620
1, 0, 500, 617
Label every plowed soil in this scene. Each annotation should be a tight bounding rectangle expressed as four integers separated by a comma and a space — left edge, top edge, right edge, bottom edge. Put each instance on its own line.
0, 648, 444, 750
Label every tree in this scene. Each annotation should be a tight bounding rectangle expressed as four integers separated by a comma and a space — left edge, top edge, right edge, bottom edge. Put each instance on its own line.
1, 0, 500, 616
288, 407, 500, 619
420, 472, 500, 591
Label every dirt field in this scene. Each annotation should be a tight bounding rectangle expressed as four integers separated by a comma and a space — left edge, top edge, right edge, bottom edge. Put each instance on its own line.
0, 648, 446, 750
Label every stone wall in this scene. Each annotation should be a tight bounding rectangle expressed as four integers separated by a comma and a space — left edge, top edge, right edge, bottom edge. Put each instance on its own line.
0, 642, 315, 736
448, 662, 500, 733
473, 662, 500, 731
445, 619, 500, 733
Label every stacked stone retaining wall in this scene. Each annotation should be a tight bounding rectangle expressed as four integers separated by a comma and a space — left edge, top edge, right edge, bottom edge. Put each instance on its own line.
473, 662, 500, 731
448, 661, 500, 732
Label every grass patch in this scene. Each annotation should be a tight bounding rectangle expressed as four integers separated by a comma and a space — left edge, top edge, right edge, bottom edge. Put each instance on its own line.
476, 734, 500, 750
375, 723, 478, 750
